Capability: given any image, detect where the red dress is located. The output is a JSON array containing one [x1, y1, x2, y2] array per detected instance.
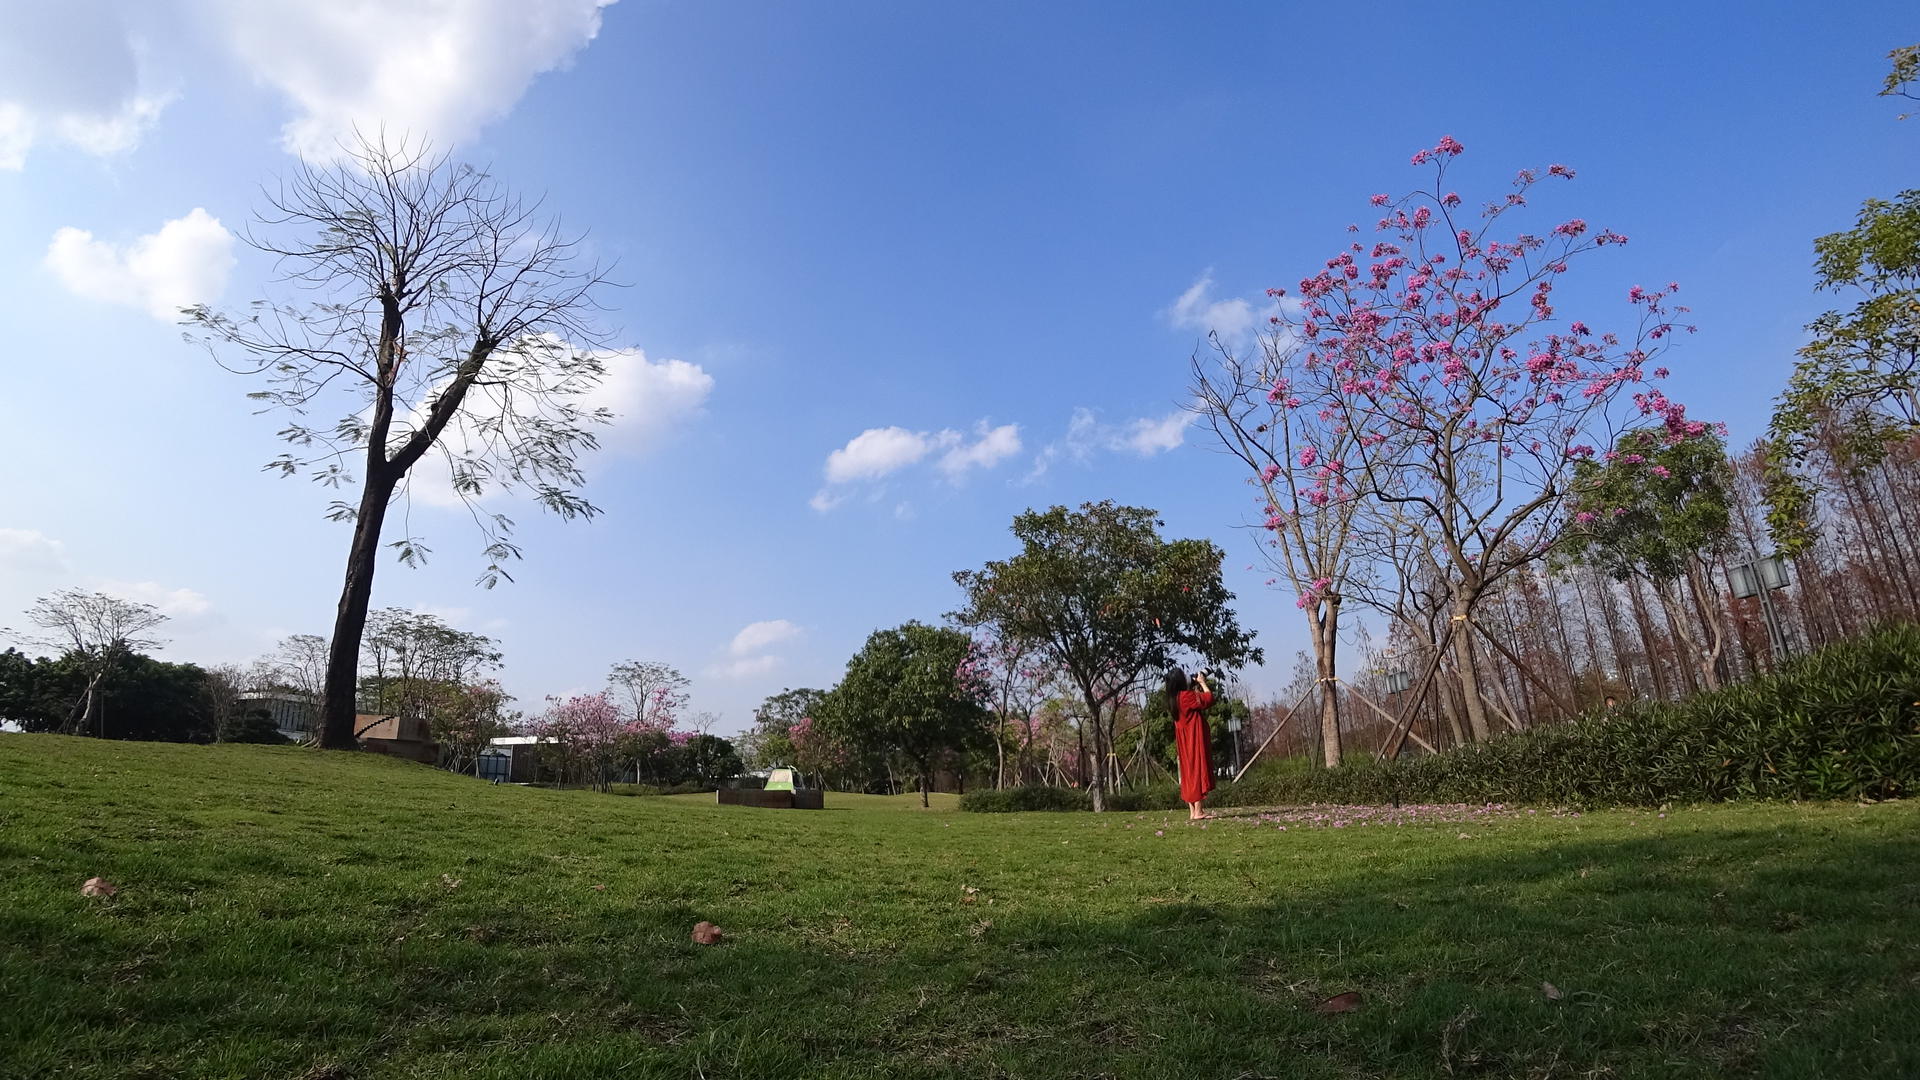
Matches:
[[1175, 689, 1215, 803]]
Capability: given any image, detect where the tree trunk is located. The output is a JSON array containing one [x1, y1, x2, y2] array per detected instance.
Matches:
[[1450, 594, 1491, 743], [1309, 597, 1343, 767], [1625, 576, 1671, 702], [319, 469, 398, 749], [920, 772, 930, 808], [1683, 561, 1726, 691], [1082, 693, 1108, 813], [1313, 622, 1344, 764]]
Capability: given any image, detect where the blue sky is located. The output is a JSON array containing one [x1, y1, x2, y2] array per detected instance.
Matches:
[[1, 1, 1912, 735]]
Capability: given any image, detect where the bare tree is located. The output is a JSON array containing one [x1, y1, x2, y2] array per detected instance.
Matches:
[[7, 590, 168, 736], [256, 633, 329, 699], [189, 135, 615, 749], [607, 660, 691, 731]]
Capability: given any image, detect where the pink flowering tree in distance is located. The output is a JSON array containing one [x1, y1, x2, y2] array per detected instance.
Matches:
[[1194, 314, 1367, 766], [535, 691, 635, 792], [1249, 136, 1704, 747], [971, 630, 1060, 787]]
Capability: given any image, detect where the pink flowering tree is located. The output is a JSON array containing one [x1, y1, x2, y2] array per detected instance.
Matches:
[[970, 631, 1061, 786], [1194, 316, 1368, 767], [535, 691, 636, 792], [1260, 136, 1704, 745]]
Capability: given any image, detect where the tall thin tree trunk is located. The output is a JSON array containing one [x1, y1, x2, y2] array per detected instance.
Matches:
[[320, 472, 397, 749], [1625, 576, 1671, 702], [1450, 593, 1491, 743], [1312, 597, 1343, 767]]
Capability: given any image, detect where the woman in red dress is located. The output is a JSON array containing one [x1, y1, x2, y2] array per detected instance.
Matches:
[[1167, 668, 1215, 821]]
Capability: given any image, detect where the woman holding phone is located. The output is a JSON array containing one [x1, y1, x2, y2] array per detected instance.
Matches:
[[1167, 668, 1215, 821]]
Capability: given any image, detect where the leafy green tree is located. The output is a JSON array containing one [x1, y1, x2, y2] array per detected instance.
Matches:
[[8, 590, 168, 736], [1132, 688, 1247, 777], [1764, 188, 1920, 551], [742, 687, 826, 770], [953, 501, 1261, 812], [221, 707, 291, 745], [12, 652, 216, 742], [1568, 428, 1735, 688], [678, 733, 745, 787], [823, 622, 992, 807]]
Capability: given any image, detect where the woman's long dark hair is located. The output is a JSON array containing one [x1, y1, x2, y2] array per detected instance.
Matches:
[[1163, 668, 1190, 701]]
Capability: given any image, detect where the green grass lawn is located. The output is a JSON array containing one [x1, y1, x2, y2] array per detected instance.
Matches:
[[3, 735, 1916, 1080]]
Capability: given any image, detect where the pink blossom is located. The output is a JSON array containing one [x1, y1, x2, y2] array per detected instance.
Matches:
[[1297, 446, 1318, 468]]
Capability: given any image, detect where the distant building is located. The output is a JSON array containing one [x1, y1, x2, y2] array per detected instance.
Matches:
[[480, 735, 555, 783], [235, 692, 319, 742]]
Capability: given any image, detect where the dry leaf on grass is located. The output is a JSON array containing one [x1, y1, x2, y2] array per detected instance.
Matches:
[[691, 921, 724, 945], [80, 877, 118, 898], [1541, 981, 1564, 1000], [1315, 991, 1362, 1014]]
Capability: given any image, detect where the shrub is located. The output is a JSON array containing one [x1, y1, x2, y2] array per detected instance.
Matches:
[[608, 781, 718, 797], [959, 786, 1091, 813], [962, 625, 1920, 811]]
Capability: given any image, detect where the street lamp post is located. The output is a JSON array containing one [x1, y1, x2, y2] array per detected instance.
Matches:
[[1728, 552, 1793, 661]]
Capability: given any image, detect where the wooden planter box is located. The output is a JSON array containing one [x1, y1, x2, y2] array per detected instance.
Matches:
[[716, 789, 824, 810]]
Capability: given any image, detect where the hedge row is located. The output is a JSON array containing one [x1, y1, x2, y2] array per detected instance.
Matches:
[[961, 622, 1920, 811]]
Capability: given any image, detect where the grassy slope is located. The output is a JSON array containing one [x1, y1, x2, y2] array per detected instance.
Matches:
[[2, 735, 1916, 1080]]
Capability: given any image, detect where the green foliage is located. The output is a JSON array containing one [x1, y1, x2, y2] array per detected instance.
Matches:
[[1766, 189, 1920, 552], [954, 502, 1263, 694], [1883, 42, 1919, 115], [969, 625, 1920, 811], [824, 622, 992, 801], [1566, 428, 1733, 580], [608, 780, 721, 797], [677, 733, 745, 788], [219, 707, 290, 745], [957, 785, 1091, 812], [0, 649, 218, 743], [1128, 688, 1247, 773], [741, 687, 826, 770]]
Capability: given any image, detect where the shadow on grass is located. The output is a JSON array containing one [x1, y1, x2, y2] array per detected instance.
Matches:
[[6, 810, 1917, 1080]]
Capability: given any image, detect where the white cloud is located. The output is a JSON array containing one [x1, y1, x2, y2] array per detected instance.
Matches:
[[707, 618, 799, 681], [98, 580, 212, 619], [814, 419, 1020, 510], [0, 0, 169, 169], [824, 426, 942, 484], [208, 0, 617, 160], [1026, 406, 1193, 481], [584, 345, 716, 454], [1166, 271, 1258, 342], [411, 604, 473, 625], [0, 529, 72, 576], [406, 340, 712, 509], [938, 422, 1022, 479], [1124, 410, 1195, 456], [730, 619, 801, 657], [45, 208, 235, 322]]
